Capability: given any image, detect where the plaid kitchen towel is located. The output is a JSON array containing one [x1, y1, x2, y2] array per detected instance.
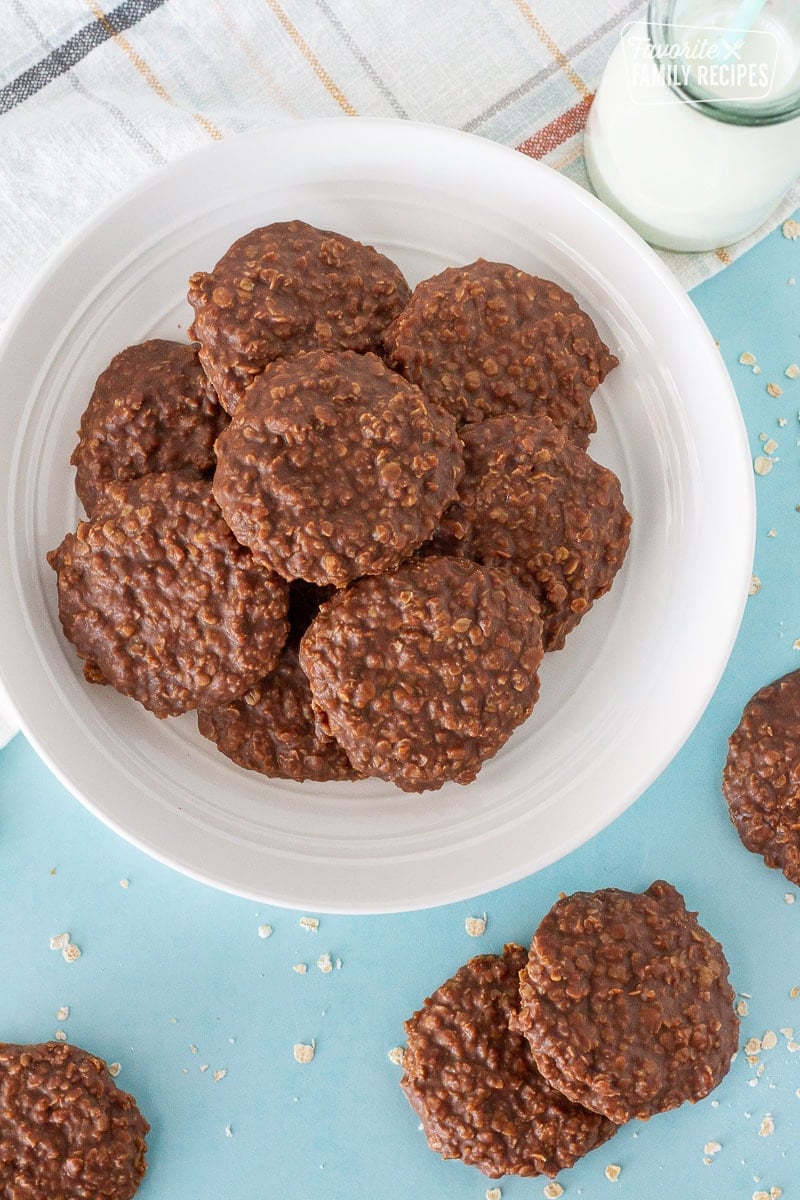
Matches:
[[1, 0, 798, 328]]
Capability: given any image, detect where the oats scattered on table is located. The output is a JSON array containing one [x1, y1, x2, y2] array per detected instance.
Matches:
[[293, 963, 307, 974], [213, 1068, 227, 1082], [605, 1164, 621, 1182], [786, 364, 800, 380], [793, 640, 800, 651], [761, 1031, 778, 1051], [50, 932, 70, 951], [55, 1006, 70, 1021], [62, 943, 81, 963], [257, 924, 273, 939], [763, 438, 779, 454], [299, 916, 319, 933], [754, 456, 773, 476], [767, 383, 783, 398], [749, 576, 762, 596], [293, 1041, 315, 1064], [783, 218, 800, 239], [465, 914, 487, 937], [108, 1062, 121, 1077], [388, 1046, 405, 1066], [704, 1140, 722, 1155], [753, 364, 763, 374], [740, 351, 757, 366], [316, 952, 333, 974], [759, 1114, 775, 1137], [543, 1184, 563, 1199], [737, 998, 750, 1017], [790, 985, 799, 999], [54, 1029, 67, 1042]]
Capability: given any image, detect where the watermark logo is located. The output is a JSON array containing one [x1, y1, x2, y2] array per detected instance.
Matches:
[[622, 21, 780, 104]]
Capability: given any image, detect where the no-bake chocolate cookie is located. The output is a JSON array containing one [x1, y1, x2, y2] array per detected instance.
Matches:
[[70, 339, 227, 516], [722, 668, 800, 885], [213, 350, 463, 587], [400, 944, 616, 1179], [188, 220, 410, 413], [432, 413, 631, 651], [0, 1041, 148, 1200], [513, 881, 738, 1124], [382, 259, 618, 443], [299, 556, 544, 791], [48, 471, 289, 718]]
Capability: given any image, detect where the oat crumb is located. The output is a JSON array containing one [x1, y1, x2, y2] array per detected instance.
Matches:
[[293, 963, 307, 974], [56, 1006, 70, 1022], [293, 1041, 315, 1064], [778, 417, 788, 426], [543, 1185, 563, 1199], [107, 1062, 121, 1077], [754, 1192, 770, 1200], [316, 952, 333, 973], [225, 1123, 233, 1138], [486, 1189, 502, 1200], [465, 914, 487, 937], [737, 999, 750, 1016], [780, 1027, 794, 1038], [703, 1156, 713, 1165], [704, 1140, 722, 1155], [749, 576, 762, 596], [793, 640, 800, 651], [784, 893, 795, 904], [54, 1029, 67, 1042], [754, 456, 773, 476], [771, 1188, 783, 1199], [257, 924, 273, 939], [787, 1040, 800, 1052], [763, 438, 779, 454], [335, 957, 343, 969], [782, 218, 800, 239], [761, 1031, 778, 1051], [62, 943, 81, 963], [711, 1100, 720, 1108], [299, 916, 319, 933], [745, 1036, 763, 1055], [605, 1164, 621, 1182], [786, 364, 800, 380], [213, 1069, 227, 1082], [739, 351, 757, 366], [199, 1064, 209, 1073], [767, 383, 783, 398], [759, 1114, 775, 1137], [388, 1046, 405, 1066], [49, 932, 70, 952], [790, 985, 800, 999], [190, 1044, 198, 1055]]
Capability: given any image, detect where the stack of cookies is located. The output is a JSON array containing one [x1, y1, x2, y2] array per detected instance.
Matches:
[[400, 881, 739, 1179], [49, 221, 631, 792]]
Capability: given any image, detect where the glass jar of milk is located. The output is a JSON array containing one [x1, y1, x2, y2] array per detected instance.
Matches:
[[584, 0, 800, 251]]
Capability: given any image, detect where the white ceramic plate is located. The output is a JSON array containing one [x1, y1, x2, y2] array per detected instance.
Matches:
[[0, 119, 753, 913]]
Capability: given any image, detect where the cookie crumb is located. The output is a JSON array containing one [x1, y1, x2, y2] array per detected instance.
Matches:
[[199, 1064, 209, 1073], [753, 365, 762, 375], [790, 985, 799, 999], [293, 1041, 315, 1064], [299, 916, 319, 933], [761, 1031, 778, 1051], [316, 952, 333, 974], [739, 352, 757, 366], [767, 383, 783, 398], [767, 529, 777, 538], [605, 1164, 621, 1182], [745, 1036, 763, 1055], [737, 998, 749, 1017], [465, 914, 487, 937], [120, 879, 130, 889], [486, 1189, 502, 1200], [108, 1062, 121, 1077], [763, 438, 778, 455], [50, 932, 70, 951], [787, 1040, 800, 1051], [754, 456, 773, 476], [749, 576, 762, 596], [543, 1185, 563, 1199], [213, 1069, 227, 1082], [257, 924, 273, 939], [759, 1114, 775, 1137], [780, 1027, 794, 1038], [225, 1123, 233, 1138], [190, 1044, 198, 1055], [62, 943, 81, 963], [54, 1029, 67, 1042], [782, 218, 800, 239], [293, 963, 307, 974], [771, 1189, 783, 1199], [56, 1006, 70, 1021], [785, 892, 795, 903], [704, 1140, 722, 1155], [388, 1046, 405, 1066]]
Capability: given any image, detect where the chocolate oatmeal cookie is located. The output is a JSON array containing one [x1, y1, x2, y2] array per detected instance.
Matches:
[[400, 944, 616, 1179], [0, 1041, 148, 1200], [70, 339, 227, 516], [722, 668, 800, 885], [382, 259, 618, 443], [48, 471, 288, 718], [432, 414, 631, 651], [514, 882, 738, 1124], [187, 220, 410, 413], [198, 583, 359, 782], [299, 556, 544, 791], [213, 350, 464, 587]]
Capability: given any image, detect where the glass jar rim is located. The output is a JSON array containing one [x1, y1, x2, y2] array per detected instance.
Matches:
[[646, 0, 800, 125]]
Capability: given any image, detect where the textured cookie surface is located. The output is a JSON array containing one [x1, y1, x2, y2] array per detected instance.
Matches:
[[213, 350, 463, 587], [432, 414, 631, 650], [723, 668, 800, 885], [400, 944, 616, 1179], [514, 881, 738, 1124], [188, 220, 410, 413], [382, 259, 618, 442], [198, 583, 358, 783], [71, 339, 227, 515], [0, 1041, 148, 1200], [299, 556, 544, 791], [48, 471, 288, 718]]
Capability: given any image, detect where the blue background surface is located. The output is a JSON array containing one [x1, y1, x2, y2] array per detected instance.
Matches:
[[1, 212, 799, 1200]]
